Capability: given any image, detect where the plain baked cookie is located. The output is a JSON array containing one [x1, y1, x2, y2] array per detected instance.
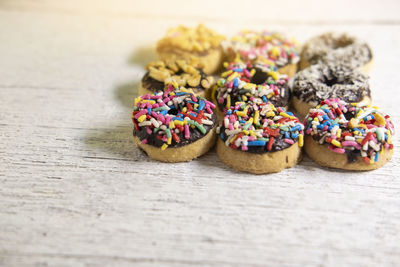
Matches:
[[303, 98, 394, 170], [156, 24, 225, 74], [132, 84, 217, 162], [216, 101, 303, 174], [211, 60, 290, 118], [224, 30, 300, 77], [292, 63, 371, 117], [139, 59, 215, 98], [299, 32, 373, 73]]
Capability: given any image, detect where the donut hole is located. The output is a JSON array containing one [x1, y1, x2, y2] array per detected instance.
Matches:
[[325, 77, 339, 87], [168, 108, 179, 115]]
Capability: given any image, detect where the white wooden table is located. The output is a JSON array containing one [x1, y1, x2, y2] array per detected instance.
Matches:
[[1, 1, 400, 266]]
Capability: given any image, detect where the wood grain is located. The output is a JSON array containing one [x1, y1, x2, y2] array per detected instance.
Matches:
[[1, 1, 400, 266]]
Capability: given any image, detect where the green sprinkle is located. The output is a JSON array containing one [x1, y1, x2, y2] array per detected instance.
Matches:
[[194, 122, 206, 134]]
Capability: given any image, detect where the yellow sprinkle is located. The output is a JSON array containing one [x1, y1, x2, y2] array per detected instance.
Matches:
[[161, 144, 168, 150], [314, 117, 319, 122], [358, 124, 367, 129], [169, 121, 175, 129], [221, 69, 233, 77], [182, 107, 187, 113], [356, 138, 362, 144], [242, 95, 248, 101], [250, 69, 256, 76], [174, 120, 184, 126], [374, 113, 386, 126], [227, 72, 239, 82], [171, 80, 179, 88], [247, 117, 254, 125], [271, 46, 280, 57], [223, 62, 229, 68], [194, 103, 199, 108], [138, 114, 146, 123], [234, 53, 241, 63], [266, 111, 275, 117], [370, 157, 374, 164], [387, 131, 392, 144], [298, 134, 304, 147], [268, 71, 278, 81], [354, 131, 359, 135], [331, 139, 342, 148], [211, 85, 217, 103], [336, 128, 342, 138], [349, 118, 358, 129], [279, 112, 295, 119], [236, 111, 246, 117], [249, 130, 256, 137], [170, 92, 175, 96], [243, 83, 256, 90], [226, 95, 231, 110], [142, 100, 156, 104], [242, 130, 249, 135], [134, 97, 141, 106], [267, 93, 274, 99], [254, 110, 260, 125], [167, 137, 172, 145]]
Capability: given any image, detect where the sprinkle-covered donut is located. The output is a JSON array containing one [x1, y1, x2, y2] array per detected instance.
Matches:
[[216, 101, 303, 174], [292, 63, 371, 117], [300, 32, 373, 72], [224, 30, 300, 77], [156, 24, 226, 74], [132, 84, 217, 162], [212, 61, 290, 116], [139, 60, 215, 98], [303, 98, 394, 170]]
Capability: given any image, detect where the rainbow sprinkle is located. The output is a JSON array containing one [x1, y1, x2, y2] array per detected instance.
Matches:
[[216, 101, 304, 152], [304, 98, 395, 163], [212, 61, 289, 111], [132, 84, 216, 150], [227, 30, 300, 67]]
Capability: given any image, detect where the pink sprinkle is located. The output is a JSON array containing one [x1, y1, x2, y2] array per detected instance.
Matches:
[[162, 136, 167, 142], [241, 145, 248, 151], [165, 116, 171, 126], [322, 125, 329, 131], [229, 114, 236, 123], [134, 109, 147, 119], [333, 148, 345, 154], [227, 81, 234, 88], [342, 141, 361, 150], [248, 136, 255, 141], [141, 139, 148, 144], [284, 138, 294, 145], [277, 107, 284, 112], [228, 124, 234, 131], [142, 94, 150, 100], [206, 101, 216, 109], [151, 103, 159, 108], [146, 127, 152, 135], [218, 97, 224, 104], [243, 69, 251, 77], [163, 97, 170, 103], [184, 124, 190, 139], [206, 105, 213, 114], [306, 128, 313, 134], [191, 95, 198, 102]]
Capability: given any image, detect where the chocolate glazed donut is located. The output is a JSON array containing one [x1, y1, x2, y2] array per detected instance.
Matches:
[[292, 63, 371, 117]]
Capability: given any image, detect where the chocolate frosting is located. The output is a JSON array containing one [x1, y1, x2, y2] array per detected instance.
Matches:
[[292, 63, 371, 105]]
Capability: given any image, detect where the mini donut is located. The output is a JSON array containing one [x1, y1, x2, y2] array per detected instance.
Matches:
[[139, 59, 215, 98], [156, 24, 225, 74], [224, 30, 300, 77], [303, 98, 394, 170], [292, 63, 371, 117], [212, 60, 290, 118], [132, 84, 217, 162], [216, 101, 304, 174], [300, 32, 373, 73]]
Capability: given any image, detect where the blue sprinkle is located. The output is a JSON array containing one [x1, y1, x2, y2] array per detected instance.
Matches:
[[328, 123, 339, 130], [175, 92, 187, 96], [375, 152, 379, 162], [322, 115, 330, 121], [248, 141, 266, 146], [290, 125, 302, 132], [291, 132, 299, 139], [384, 134, 388, 141], [286, 111, 294, 116], [189, 112, 197, 117], [284, 132, 290, 138], [198, 100, 205, 111], [226, 110, 232, 115], [262, 95, 268, 103], [220, 133, 225, 139], [172, 117, 183, 121], [147, 108, 152, 114], [239, 120, 246, 124], [233, 78, 239, 88], [233, 68, 243, 72], [160, 110, 168, 116]]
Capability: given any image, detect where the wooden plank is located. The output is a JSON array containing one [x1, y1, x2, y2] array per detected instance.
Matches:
[[0, 2, 400, 267]]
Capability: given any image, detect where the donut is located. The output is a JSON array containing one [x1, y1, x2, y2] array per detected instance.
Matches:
[[211, 60, 290, 118], [139, 59, 215, 98], [216, 101, 303, 174], [132, 84, 217, 162], [224, 30, 300, 77], [292, 63, 371, 117], [156, 24, 225, 74], [299, 32, 373, 73], [303, 98, 394, 170]]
